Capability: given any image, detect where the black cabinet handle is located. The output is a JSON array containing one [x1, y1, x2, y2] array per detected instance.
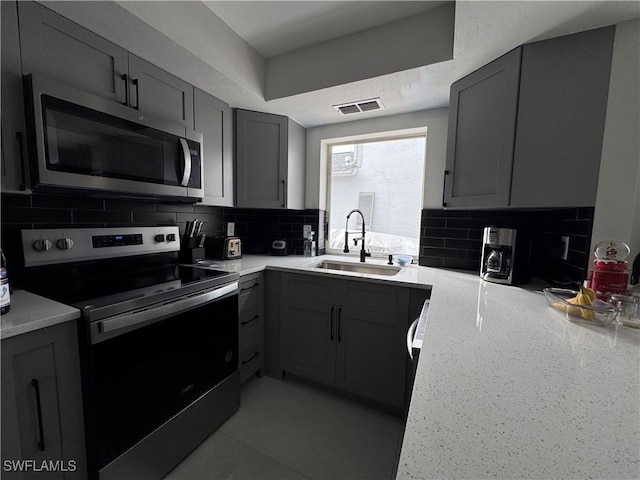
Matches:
[[31, 379, 45, 451], [241, 314, 260, 326], [337, 308, 342, 342], [121, 74, 129, 105], [16, 131, 27, 191], [281, 180, 286, 208], [241, 352, 260, 365], [330, 306, 335, 341], [240, 283, 260, 292], [132, 78, 140, 110], [442, 170, 449, 207]]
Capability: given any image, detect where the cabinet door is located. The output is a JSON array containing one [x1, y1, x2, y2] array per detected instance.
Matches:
[[510, 27, 614, 207], [128, 54, 194, 129], [1, 1, 28, 193], [194, 88, 234, 206], [235, 109, 288, 209], [1, 322, 86, 479], [280, 297, 336, 386], [18, 1, 128, 104], [444, 48, 521, 208], [335, 307, 407, 409]]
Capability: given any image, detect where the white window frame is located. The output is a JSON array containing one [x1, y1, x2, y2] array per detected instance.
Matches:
[[321, 127, 428, 259]]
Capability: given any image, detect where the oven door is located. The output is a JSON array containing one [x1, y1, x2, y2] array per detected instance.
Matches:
[[83, 282, 238, 472], [25, 74, 203, 200]]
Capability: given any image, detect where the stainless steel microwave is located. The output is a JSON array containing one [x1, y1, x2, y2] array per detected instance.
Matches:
[[23, 74, 203, 201]]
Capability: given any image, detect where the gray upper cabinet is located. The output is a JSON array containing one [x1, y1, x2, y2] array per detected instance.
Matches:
[[1, 1, 28, 193], [235, 109, 306, 209], [510, 27, 615, 207], [128, 55, 194, 129], [19, 1, 128, 104], [1, 322, 86, 479], [18, 2, 194, 129], [444, 48, 522, 208], [444, 26, 614, 209], [194, 88, 234, 206]]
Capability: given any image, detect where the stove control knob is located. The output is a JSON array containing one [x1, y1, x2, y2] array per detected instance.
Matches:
[[56, 238, 74, 250], [166, 233, 176, 242], [33, 239, 52, 252], [155, 234, 165, 243]]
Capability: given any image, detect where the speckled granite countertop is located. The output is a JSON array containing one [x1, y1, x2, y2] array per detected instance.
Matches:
[[188, 254, 435, 290], [395, 267, 640, 480], [1, 290, 81, 339]]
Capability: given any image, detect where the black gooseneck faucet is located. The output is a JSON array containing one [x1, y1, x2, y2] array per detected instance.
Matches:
[[344, 209, 370, 263]]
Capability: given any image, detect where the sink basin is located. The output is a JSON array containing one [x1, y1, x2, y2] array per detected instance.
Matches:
[[313, 260, 401, 276]]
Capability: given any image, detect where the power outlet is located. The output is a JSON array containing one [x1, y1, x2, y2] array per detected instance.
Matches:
[[560, 236, 570, 260], [227, 222, 235, 237]]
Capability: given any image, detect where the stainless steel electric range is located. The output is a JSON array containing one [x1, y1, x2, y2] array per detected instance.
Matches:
[[19, 226, 240, 480]]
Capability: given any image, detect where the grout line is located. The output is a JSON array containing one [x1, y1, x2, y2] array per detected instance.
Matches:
[[219, 431, 314, 480]]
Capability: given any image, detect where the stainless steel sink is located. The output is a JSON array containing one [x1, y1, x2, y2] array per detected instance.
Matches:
[[313, 260, 401, 276]]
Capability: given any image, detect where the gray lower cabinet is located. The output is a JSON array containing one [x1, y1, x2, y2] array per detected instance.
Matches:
[[280, 273, 409, 409], [1, 322, 86, 480], [281, 297, 335, 385], [235, 109, 306, 209], [238, 273, 264, 383], [1, 1, 28, 193], [444, 26, 614, 209], [194, 88, 234, 206]]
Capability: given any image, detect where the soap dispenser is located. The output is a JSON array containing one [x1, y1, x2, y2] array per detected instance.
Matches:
[[304, 231, 316, 257]]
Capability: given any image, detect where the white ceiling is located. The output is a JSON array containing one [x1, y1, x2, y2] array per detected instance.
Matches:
[[66, 1, 640, 128], [202, 1, 449, 58]]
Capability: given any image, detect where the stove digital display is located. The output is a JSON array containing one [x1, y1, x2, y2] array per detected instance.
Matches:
[[92, 234, 143, 248]]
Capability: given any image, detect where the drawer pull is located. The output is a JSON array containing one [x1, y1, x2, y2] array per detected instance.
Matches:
[[31, 379, 45, 451], [241, 352, 260, 365], [240, 283, 260, 292], [241, 314, 260, 326]]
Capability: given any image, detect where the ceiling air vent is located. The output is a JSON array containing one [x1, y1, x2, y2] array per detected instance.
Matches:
[[333, 98, 384, 115]]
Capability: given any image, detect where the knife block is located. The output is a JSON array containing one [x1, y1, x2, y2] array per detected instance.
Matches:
[[180, 247, 205, 263]]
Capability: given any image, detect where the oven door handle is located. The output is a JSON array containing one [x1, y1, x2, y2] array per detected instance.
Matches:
[[98, 281, 238, 335]]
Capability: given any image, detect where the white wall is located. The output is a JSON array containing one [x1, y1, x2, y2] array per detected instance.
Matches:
[[306, 108, 449, 210], [591, 18, 640, 264]]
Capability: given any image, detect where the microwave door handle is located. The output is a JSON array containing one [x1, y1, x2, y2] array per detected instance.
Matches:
[[178, 138, 191, 186]]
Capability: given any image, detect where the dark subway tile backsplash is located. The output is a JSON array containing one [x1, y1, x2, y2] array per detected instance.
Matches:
[[420, 207, 595, 284], [1, 192, 327, 267]]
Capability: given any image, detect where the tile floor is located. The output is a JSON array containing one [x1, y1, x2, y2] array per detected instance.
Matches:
[[165, 376, 405, 480]]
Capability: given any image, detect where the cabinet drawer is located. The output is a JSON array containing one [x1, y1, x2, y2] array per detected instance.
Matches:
[[281, 273, 335, 302], [338, 280, 409, 317], [239, 336, 262, 383], [240, 273, 264, 296], [239, 303, 262, 342]]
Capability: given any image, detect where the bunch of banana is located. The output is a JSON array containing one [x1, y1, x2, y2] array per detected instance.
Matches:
[[562, 286, 597, 319]]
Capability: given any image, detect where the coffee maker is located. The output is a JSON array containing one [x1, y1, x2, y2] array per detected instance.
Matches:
[[481, 227, 519, 285]]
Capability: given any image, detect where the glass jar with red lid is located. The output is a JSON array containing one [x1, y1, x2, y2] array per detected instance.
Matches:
[[589, 240, 630, 299]]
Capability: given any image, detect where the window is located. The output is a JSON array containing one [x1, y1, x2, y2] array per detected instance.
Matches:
[[327, 135, 426, 257]]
